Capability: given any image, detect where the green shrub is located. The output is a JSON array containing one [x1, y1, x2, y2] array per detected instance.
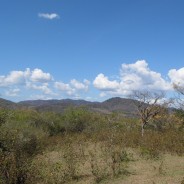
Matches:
[[63, 107, 92, 133], [0, 119, 48, 184]]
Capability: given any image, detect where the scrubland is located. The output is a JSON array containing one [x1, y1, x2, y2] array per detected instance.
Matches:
[[0, 107, 184, 183]]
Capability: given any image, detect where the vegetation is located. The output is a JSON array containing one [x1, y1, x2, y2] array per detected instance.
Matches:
[[130, 91, 169, 136], [0, 96, 184, 183]]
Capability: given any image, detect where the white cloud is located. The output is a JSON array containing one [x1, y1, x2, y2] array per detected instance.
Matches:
[[93, 73, 119, 91], [70, 79, 90, 91], [54, 81, 75, 96], [120, 60, 171, 91], [30, 68, 53, 82], [3, 61, 184, 101], [0, 68, 54, 98], [93, 60, 171, 97], [168, 67, 184, 86], [0, 71, 25, 87], [0, 68, 92, 100], [38, 13, 60, 20], [54, 79, 90, 97], [0, 68, 53, 88], [26, 82, 53, 95]]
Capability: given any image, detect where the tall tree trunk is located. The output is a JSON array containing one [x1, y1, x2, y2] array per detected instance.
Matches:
[[141, 121, 146, 137]]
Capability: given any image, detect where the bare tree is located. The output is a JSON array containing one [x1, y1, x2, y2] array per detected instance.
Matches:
[[130, 90, 166, 137], [173, 83, 184, 109], [173, 83, 184, 129]]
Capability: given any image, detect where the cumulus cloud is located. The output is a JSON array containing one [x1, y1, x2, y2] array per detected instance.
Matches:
[[168, 67, 184, 86], [0, 68, 92, 100], [2, 61, 184, 101], [93, 60, 171, 97], [0, 71, 25, 87], [70, 79, 90, 91], [0, 68, 53, 88], [0, 68, 54, 98], [54, 79, 90, 96], [29, 68, 53, 82], [120, 60, 171, 91], [54, 81, 75, 96], [38, 13, 60, 20], [93, 74, 119, 91]]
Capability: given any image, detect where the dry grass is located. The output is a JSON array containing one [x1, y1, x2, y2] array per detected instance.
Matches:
[[27, 141, 184, 184], [105, 150, 184, 184]]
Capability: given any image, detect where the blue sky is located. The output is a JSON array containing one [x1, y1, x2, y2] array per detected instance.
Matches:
[[0, 0, 184, 102]]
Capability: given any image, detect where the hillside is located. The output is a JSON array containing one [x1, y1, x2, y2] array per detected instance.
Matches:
[[0, 97, 137, 116], [19, 97, 137, 115], [0, 98, 19, 109]]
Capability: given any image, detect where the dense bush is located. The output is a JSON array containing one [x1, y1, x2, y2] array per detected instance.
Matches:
[[0, 111, 47, 184], [63, 107, 93, 133]]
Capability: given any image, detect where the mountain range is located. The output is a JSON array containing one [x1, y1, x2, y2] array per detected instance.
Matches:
[[0, 97, 138, 116]]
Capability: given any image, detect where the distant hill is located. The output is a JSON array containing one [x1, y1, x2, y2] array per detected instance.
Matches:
[[87, 97, 137, 116], [0, 97, 138, 116], [19, 99, 93, 107], [101, 97, 137, 112], [0, 98, 18, 109], [18, 99, 96, 113]]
